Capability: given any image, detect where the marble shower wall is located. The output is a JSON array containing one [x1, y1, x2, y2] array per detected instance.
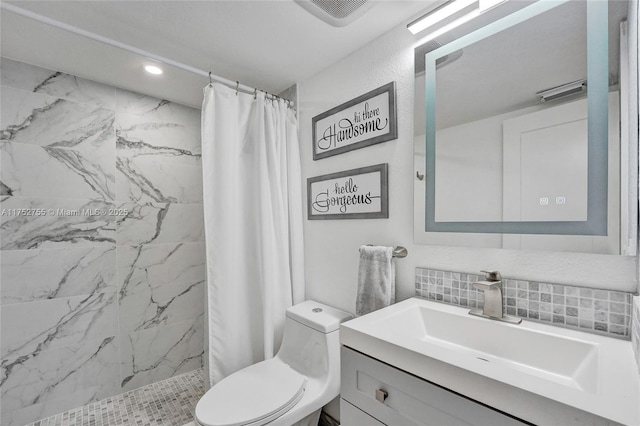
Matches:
[[0, 58, 205, 426]]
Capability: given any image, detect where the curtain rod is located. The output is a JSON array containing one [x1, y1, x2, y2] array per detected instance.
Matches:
[[1, 2, 292, 104]]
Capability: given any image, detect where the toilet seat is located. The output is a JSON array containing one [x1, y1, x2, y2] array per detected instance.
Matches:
[[195, 359, 307, 426]]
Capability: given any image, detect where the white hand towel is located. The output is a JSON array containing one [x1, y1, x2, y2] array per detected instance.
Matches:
[[356, 245, 395, 316]]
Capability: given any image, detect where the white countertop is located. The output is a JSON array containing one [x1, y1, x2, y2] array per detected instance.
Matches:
[[340, 297, 640, 425]]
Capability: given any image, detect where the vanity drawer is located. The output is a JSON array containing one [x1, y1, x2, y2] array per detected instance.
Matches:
[[341, 346, 526, 426]]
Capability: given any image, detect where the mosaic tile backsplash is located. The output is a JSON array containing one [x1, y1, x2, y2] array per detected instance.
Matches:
[[632, 297, 640, 371], [415, 268, 633, 339]]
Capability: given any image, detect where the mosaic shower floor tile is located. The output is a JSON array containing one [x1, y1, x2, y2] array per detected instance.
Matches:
[[25, 369, 205, 426]]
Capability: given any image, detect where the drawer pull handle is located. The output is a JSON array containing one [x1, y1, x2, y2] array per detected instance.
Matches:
[[375, 388, 388, 403]]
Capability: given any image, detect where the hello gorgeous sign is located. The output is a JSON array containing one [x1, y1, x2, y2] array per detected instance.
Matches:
[[307, 164, 388, 220], [312, 82, 397, 160]]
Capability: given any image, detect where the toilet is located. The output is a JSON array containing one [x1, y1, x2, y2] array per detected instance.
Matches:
[[195, 300, 353, 426]]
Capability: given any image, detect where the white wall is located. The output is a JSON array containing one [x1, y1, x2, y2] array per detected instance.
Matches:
[[298, 21, 638, 317]]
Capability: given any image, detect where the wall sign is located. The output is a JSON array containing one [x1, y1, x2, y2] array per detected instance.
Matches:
[[307, 163, 388, 220], [312, 82, 397, 160]]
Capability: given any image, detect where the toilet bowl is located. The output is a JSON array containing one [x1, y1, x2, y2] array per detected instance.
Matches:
[[195, 300, 352, 426]]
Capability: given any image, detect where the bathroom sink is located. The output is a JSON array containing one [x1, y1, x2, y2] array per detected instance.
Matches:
[[372, 302, 598, 392], [340, 297, 640, 426]]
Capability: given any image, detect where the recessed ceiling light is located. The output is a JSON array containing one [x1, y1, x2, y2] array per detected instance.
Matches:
[[144, 65, 163, 75]]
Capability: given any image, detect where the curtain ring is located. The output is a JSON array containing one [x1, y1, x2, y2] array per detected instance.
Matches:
[[208, 71, 213, 86], [253, 89, 258, 100], [235, 81, 239, 95]]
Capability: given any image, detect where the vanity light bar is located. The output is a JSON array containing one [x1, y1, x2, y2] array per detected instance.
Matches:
[[407, 0, 477, 35], [537, 79, 587, 102], [415, 9, 481, 43], [478, 0, 508, 13], [408, 0, 509, 38]]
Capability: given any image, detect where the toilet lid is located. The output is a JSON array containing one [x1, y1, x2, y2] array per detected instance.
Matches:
[[195, 359, 307, 426]]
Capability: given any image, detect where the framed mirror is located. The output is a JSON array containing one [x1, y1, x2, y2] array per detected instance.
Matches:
[[414, 0, 637, 255]]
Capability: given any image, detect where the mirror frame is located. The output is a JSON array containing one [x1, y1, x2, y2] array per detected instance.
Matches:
[[424, 0, 609, 235]]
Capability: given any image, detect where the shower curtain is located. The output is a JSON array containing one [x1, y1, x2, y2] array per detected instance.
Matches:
[[201, 83, 305, 386]]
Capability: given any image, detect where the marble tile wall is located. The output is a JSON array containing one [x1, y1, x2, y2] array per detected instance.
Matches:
[[0, 58, 205, 426]]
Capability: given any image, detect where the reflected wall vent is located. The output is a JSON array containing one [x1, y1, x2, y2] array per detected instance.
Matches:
[[537, 79, 587, 102], [294, 0, 375, 26]]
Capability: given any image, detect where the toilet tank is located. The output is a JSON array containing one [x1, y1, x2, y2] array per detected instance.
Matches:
[[277, 301, 352, 378]]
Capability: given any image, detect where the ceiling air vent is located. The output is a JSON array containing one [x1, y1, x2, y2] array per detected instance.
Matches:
[[294, 0, 375, 27]]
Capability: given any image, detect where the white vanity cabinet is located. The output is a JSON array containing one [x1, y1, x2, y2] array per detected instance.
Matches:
[[340, 346, 528, 426]]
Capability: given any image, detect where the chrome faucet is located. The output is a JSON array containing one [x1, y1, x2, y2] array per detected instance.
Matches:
[[469, 270, 522, 324]]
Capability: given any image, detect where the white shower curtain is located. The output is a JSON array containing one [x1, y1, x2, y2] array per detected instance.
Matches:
[[201, 83, 305, 386]]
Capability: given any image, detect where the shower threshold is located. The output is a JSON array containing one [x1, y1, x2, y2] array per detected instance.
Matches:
[[25, 369, 205, 426]]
